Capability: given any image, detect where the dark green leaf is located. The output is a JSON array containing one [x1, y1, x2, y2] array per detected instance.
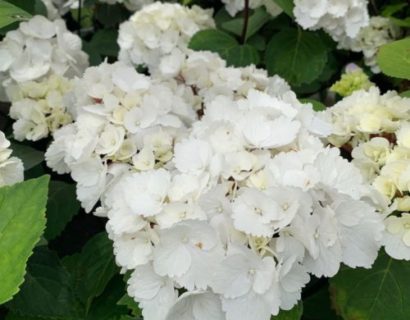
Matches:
[[303, 285, 341, 320], [390, 17, 410, 27], [62, 233, 118, 313], [273, 0, 295, 18], [377, 38, 410, 80], [85, 276, 129, 320], [330, 250, 410, 320], [95, 3, 130, 27], [45, 181, 80, 240], [381, 3, 407, 17], [189, 29, 238, 58], [0, 176, 49, 304], [10, 141, 44, 171], [0, 0, 31, 29], [118, 294, 142, 317], [214, 8, 233, 29], [222, 7, 271, 40], [272, 301, 302, 319], [7, 246, 81, 318], [5, 313, 45, 320], [265, 28, 328, 86], [226, 44, 260, 67], [248, 34, 266, 51], [88, 29, 120, 57]]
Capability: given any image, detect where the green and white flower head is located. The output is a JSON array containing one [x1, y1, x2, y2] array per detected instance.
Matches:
[[330, 64, 373, 97]]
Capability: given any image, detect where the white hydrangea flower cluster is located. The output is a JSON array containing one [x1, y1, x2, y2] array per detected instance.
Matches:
[[39, 2, 388, 318], [338, 17, 400, 73], [0, 15, 88, 87], [293, 0, 369, 42], [8, 74, 74, 141], [326, 87, 410, 261], [101, 72, 384, 320], [0, 131, 24, 187], [222, 0, 282, 17], [0, 15, 88, 141], [118, 2, 215, 73], [46, 60, 200, 212]]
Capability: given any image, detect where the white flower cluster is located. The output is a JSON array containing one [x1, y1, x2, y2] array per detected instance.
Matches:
[[0, 131, 24, 187], [0, 15, 88, 87], [38, 2, 388, 318], [293, 0, 369, 42], [0, 15, 88, 141], [338, 17, 400, 73], [326, 87, 410, 260], [222, 0, 282, 17], [118, 3, 215, 73], [8, 74, 74, 141], [46, 40, 386, 318], [46, 60, 200, 212]]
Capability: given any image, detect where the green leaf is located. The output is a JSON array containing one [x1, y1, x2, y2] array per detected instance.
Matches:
[[189, 29, 238, 58], [265, 28, 328, 86], [303, 285, 341, 320], [62, 233, 118, 313], [222, 7, 271, 40], [88, 29, 120, 57], [226, 44, 260, 67], [6, 0, 46, 15], [400, 90, 410, 98], [272, 302, 303, 319], [85, 276, 129, 320], [45, 181, 80, 240], [118, 294, 142, 317], [10, 141, 44, 171], [381, 3, 407, 17], [300, 98, 326, 111], [390, 17, 410, 28], [273, 0, 295, 18], [0, 0, 31, 29], [0, 176, 49, 304], [330, 250, 410, 320], [95, 3, 130, 27], [377, 38, 410, 80], [5, 313, 45, 320], [7, 246, 81, 318], [248, 34, 266, 51]]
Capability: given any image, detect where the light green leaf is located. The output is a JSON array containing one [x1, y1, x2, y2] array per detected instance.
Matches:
[[400, 90, 410, 98], [45, 181, 80, 240], [272, 302, 303, 319], [10, 141, 44, 171], [7, 246, 81, 318], [273, 0, 295, 18], [265, 28, 328, 86], [189, 29, 238, 58], [300, 98, 326, 111], [62, 233, 118, 314], [0, 0, 31, 28], [222, 7, 271, 40], [377, 38, 410, 80], [330, 250, 410, 320], [0, 176, 49, 304]]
